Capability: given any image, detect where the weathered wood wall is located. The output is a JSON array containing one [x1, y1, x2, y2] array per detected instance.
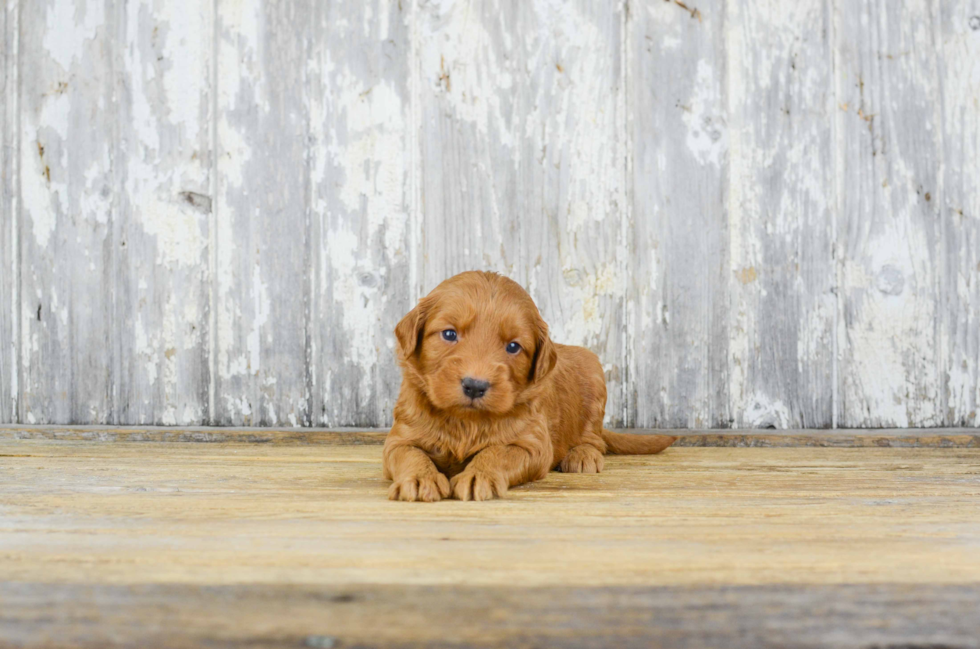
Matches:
[[2, 0, 978, 429]]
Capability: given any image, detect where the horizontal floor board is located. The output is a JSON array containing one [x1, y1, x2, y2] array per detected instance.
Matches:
[[2, 582, 980, 649], [2, 442, 979, 587]]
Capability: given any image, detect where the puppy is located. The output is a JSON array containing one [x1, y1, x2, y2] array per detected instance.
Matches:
[[383, 271, 676, 502]]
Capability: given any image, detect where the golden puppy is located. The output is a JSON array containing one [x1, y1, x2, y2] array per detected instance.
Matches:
[[383, 271, 676, 501]]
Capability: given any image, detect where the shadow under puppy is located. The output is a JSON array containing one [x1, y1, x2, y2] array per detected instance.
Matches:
[[384, 271, 676, 502]]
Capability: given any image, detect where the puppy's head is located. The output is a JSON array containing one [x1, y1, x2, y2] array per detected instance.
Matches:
[[395, 271, 557, 416]]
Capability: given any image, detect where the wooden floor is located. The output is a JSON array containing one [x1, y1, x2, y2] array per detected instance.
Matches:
[[2, 429, 980, 648]]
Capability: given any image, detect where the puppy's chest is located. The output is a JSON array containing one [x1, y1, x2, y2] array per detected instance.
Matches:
[[423, 421, 503, 471], [427, 452, 469, 477]]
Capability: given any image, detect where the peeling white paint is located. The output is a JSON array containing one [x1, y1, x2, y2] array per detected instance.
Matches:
[[134, 315, 159, 387], [683, 60, 727, 168], [23, 93, 74, 248], [246, 262, 269, 375], [217, 119, 252, 189], [161, 0, 207, 143], [44, 0, 104, 71], [139, 201, 207, 267], [419, 0, 514, 152], [326, 79, 406, 217], [78, 157, 111, 223], [217, 0, 265, 113], [743, 392, 791, 429], [556, 263, 622, 346], [39, 93, 71, 140], [223, 394, 252, 419], [305, 3, 413, 425], [322, 226, 381, 399], [834, 0, 947, 427], [21, 138, 60, 250], [726, 4, 750, 416], [213, 0, 266, 416]]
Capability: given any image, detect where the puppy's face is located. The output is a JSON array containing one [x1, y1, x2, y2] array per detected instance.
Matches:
[[396, 272, 556, 417]]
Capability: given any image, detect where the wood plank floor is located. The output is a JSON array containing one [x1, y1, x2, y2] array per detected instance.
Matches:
[[2, 434, 980, 648]]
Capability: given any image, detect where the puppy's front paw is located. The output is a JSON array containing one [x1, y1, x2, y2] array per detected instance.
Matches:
[[388, 472, 451, 502], [559, 445, 605, 474], [450, 468, 508, 501]]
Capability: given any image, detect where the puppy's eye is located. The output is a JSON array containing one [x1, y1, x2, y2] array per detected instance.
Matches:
[[506, 341, 522, 354], [441, 329, 457, 342]]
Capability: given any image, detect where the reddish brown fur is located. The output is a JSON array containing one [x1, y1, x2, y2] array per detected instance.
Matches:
[[383, 271, 676, 501]]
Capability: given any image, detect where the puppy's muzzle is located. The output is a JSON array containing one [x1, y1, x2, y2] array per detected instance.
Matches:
[[461, 377, 491, 400]]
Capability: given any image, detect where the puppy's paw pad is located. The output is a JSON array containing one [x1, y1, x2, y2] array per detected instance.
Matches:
[[388, 473, 451, 502], [560, 445, 605, 474], [450, 469, 507, 501]]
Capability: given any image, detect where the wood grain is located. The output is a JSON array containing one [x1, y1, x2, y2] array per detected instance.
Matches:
[[940, 0, 980, 427], [0, 0, 15, 423], [417, 0, 523, 290], [1, 440, 980, 647], [3, 441, 980, 587], [628, 0, 730, 428], [19, 0, 116, 424], [3, 582, 979, 649], [114, 0, 213, 426], [3, 0, 980, 429], [515, 0, 629, 425], [726, 0, 835, 428], [213, 0, 312, 426], [835, 0, 946, 427], [307, 0, 413, 428]]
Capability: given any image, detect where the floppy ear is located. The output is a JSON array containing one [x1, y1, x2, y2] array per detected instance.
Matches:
[[395, 297, 432, 362], [529, 322, 558, 383]]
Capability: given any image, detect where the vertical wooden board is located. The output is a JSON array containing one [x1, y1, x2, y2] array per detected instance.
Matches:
[[417, 0, 523, 290], [114, 0, 212, 425], [516, 0, 628, 425], [1, 0, 15, 422], [940, 0, 980, 426], [418, 0, 628, 425], [213, 0, 311, 426], [19, 0, 116, 424], [835, 0, 945, 427], [307, 1, 412, 426], [628, 0, 730, 428], [725, 0, 835, 428]]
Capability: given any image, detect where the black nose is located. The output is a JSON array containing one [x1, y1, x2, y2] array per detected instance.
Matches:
[[461, 377, 490, 400]]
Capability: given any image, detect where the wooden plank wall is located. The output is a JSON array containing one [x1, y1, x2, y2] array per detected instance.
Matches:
[[2, 0, 978, 429], [1, 0, 16, 423], [941, 0, 980, 427]]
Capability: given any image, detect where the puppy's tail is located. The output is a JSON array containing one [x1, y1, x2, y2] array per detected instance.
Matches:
[[601, 429, 677, 455]]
